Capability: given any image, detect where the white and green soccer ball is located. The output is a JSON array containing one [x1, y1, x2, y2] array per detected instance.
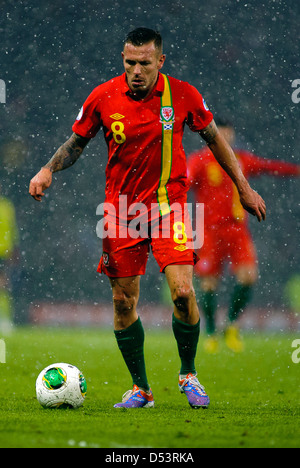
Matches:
[[36, 363, 87, 409]]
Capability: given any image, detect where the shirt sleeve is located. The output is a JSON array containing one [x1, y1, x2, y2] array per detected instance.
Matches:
[[72, 86, 102, 138], [185, 83, 214, 132], [240, 150, 300, 177]]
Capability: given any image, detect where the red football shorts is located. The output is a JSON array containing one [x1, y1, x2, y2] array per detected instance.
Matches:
[[97, 204, 199, 278], [194, 222, 257, 278]]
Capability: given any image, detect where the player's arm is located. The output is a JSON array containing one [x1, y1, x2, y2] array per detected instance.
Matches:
[[200, 120, 266, 222], [29, 133, 90, 202], [243, 152, 300, 177]]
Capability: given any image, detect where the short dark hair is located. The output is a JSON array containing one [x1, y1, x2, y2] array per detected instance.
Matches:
[[124, 28, 163, 52], [215, 117, 234, 128]]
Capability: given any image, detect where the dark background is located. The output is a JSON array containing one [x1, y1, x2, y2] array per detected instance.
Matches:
[[0, 0, 299, 321]]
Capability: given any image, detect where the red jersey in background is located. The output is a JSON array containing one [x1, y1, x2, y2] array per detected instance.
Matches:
[[188, 147, 299, 277], [188, 148, 299, 226]]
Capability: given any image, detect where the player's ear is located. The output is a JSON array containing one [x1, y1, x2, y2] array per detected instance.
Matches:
[[158, 54, 166, 70]]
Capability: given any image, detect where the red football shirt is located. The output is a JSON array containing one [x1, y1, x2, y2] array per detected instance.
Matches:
[[72, 72, 213, 220], [188, 147, 299, 226]]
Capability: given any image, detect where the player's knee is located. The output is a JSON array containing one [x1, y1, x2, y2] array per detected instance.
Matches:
[[172, 286, 195, 315], [241, 277, 257, 287], [113, 291, 137, 317], [236, 267, 258, 287], [201, 277, 218, 293], [0, 273, 8, 290]]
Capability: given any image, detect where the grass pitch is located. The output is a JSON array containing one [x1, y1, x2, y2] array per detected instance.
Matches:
[[0, 327, 299, 448]]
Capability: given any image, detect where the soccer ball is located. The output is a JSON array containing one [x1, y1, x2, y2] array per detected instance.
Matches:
[[36, 363, 87, 409]]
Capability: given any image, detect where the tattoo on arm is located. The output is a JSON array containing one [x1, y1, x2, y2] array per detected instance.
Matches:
[[199, 120, 218, 145], [43, 133, 90, 173]]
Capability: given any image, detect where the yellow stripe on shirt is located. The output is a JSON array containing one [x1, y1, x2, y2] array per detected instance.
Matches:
[[157, 74, 174, 216]]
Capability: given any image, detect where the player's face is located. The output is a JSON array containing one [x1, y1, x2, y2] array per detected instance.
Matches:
[[218, 126, 236, 146], [122, 42, 166, 98]]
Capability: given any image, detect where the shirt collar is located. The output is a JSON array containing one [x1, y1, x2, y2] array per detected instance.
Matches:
[[120, 72, 165, 98]]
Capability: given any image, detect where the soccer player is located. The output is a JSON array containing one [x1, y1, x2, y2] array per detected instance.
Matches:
[[188, 118, 299, 353], [0, 186, 19, 334], [29, 28, 266, 409]]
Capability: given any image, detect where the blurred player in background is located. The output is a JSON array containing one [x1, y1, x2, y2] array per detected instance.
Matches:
[[188, 118, 300, 353], [0, 186, 19, 334], [29, 29, 266, 409], [285, 274, 300, 317]]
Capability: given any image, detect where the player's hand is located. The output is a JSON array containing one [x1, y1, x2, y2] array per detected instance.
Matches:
[[29, 168, 53, 202], [239, 186, 266, 222]]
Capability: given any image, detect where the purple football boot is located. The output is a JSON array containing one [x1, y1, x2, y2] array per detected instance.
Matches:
[[114, 385, 155, 408], [179, 373, 210, 409]]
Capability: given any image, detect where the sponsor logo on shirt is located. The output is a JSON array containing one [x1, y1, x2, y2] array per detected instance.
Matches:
[[160, 106, 175, 133], [110, 113, 125, 120], [102, 252, 109, 266], [174, 245, 188, 252], [160, 106, 175, 123]]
